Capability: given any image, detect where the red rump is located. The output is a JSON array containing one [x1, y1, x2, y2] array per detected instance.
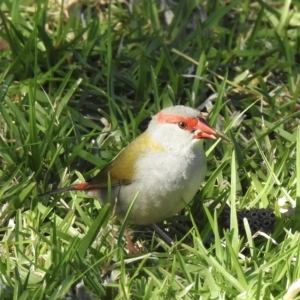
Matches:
[[74, 182, 90, 190], [73, 182, 100, 191]]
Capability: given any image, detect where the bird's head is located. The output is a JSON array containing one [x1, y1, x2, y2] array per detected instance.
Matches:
[[148, 106, 229, 147]]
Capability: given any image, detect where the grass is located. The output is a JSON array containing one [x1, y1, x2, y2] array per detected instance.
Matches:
[[0, 0, 300, 299]]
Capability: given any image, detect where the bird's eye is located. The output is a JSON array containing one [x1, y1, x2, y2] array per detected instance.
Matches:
[[178, 121, 187, 129]]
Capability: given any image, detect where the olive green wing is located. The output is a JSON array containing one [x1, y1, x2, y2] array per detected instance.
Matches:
[[87, 132, 164, 189], [87, 140, 139, 188]]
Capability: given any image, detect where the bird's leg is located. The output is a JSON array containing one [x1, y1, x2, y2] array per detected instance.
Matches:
[[125, 227, 139, 254], [151, 223, 174, 246]]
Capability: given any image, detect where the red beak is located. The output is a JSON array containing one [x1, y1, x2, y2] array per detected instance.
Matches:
[[194, 117, 217, 140]]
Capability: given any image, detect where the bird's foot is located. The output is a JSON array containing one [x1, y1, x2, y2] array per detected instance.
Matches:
[[125, 227, 141, 254], [151, 223, 174, 246]]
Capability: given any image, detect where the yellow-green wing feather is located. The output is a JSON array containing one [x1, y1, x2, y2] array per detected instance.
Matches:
[[88, 132, 164, 188]]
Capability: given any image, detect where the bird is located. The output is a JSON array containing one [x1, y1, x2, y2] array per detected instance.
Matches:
[[41, 105, 229, 251]]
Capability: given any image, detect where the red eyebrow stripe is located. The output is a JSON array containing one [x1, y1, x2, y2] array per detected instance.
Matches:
[[156, 112, 198, 130]]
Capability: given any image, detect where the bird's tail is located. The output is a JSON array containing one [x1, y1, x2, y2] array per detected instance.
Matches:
[[39, 182, 90, 197]]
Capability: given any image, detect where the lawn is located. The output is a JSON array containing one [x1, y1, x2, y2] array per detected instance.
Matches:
[[0, 0, 300, 299]]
